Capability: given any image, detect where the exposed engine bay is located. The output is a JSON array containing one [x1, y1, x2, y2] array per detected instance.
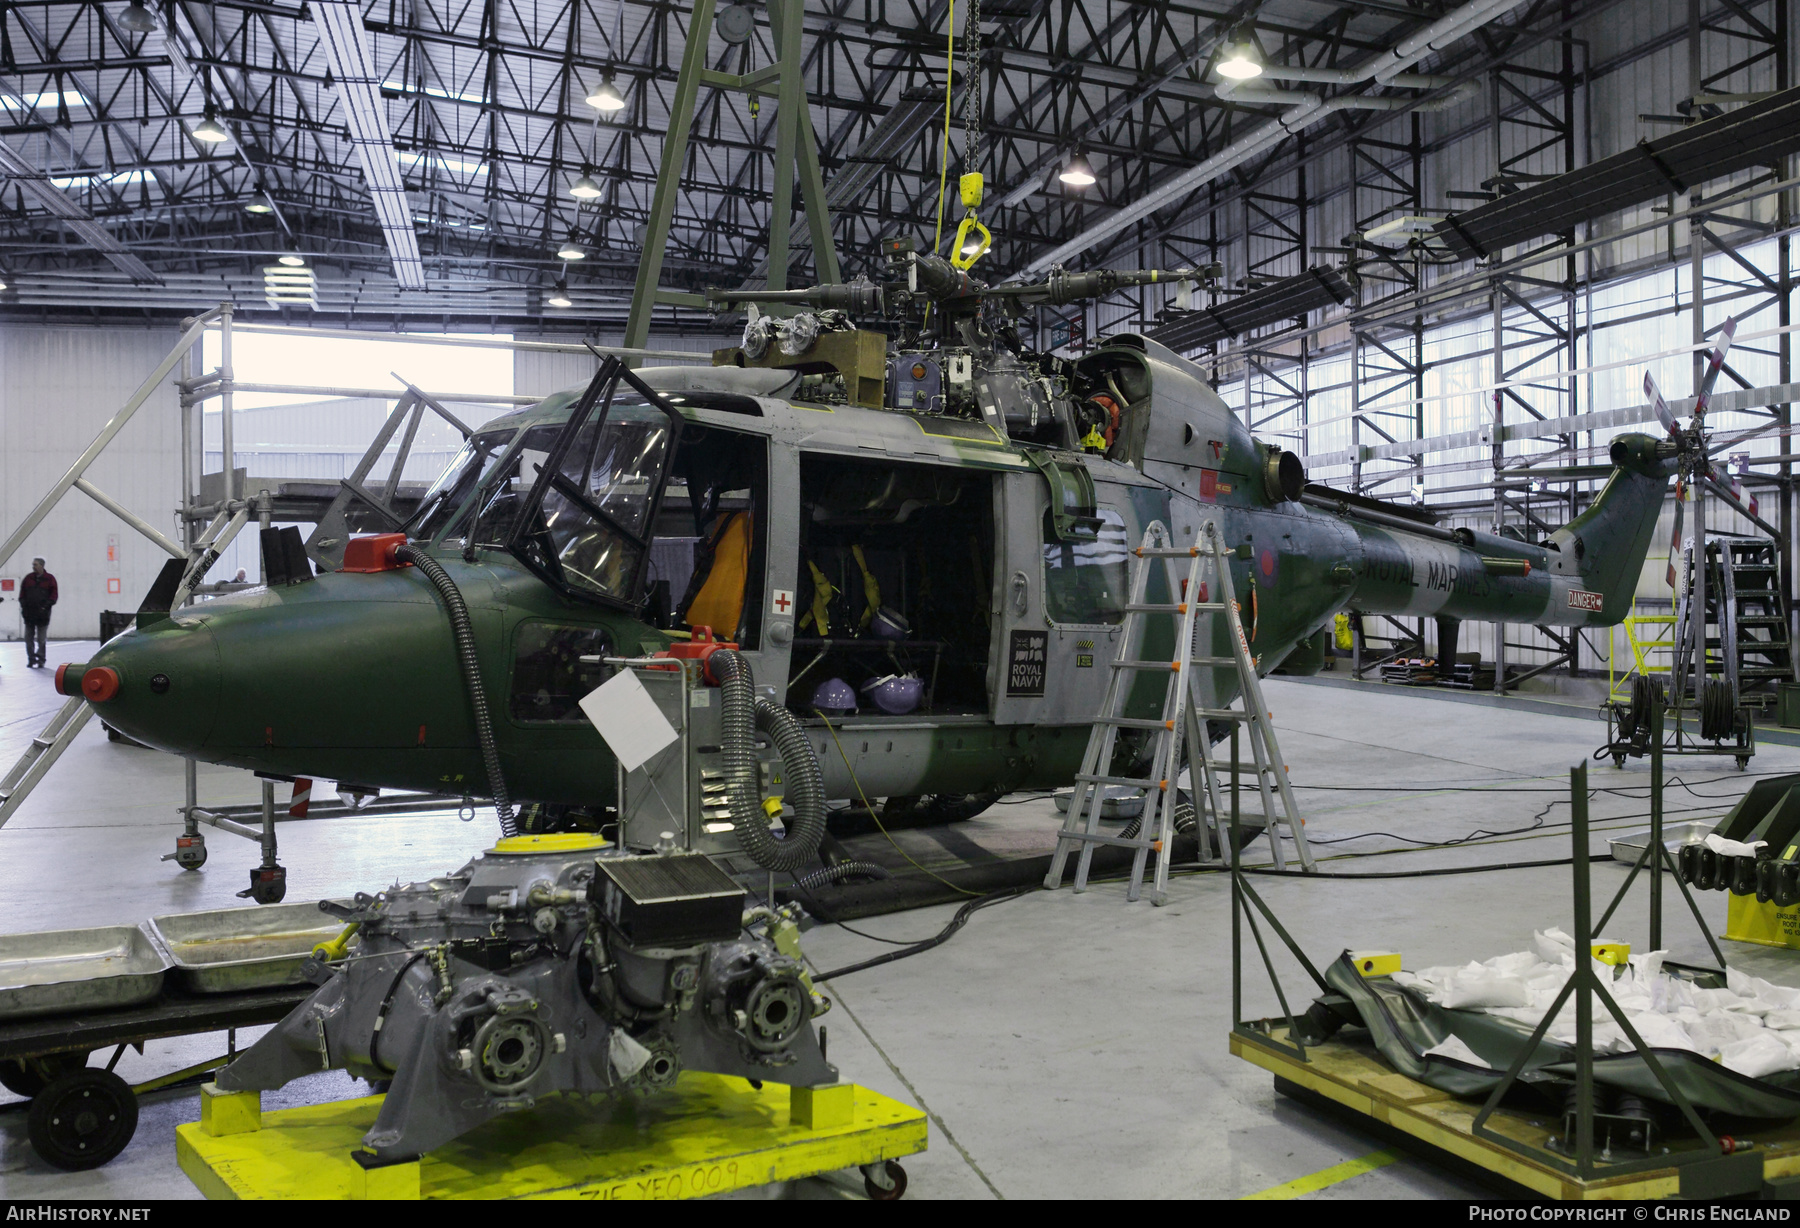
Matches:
[[216, 841, 834, 1162]]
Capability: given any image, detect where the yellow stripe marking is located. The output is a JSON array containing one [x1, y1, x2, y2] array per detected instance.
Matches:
[[1242, 1149, 1400, 1200]]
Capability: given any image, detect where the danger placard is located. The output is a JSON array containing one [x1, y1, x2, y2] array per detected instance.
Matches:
[[1568, 589, 1603, 611]]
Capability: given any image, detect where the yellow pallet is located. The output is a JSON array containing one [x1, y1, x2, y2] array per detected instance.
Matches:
[[1233, 1029, 1800, 1200], [177, 1074, 927, 1200]]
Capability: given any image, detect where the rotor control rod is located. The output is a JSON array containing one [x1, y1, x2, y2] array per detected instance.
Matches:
[[706, 281, 886, 313]]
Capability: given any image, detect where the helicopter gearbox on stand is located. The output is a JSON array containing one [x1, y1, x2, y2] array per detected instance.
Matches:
[[215, 835, 835, 1164]]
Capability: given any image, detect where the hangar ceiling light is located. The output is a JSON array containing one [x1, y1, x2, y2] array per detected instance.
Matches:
[[1215, 27, 1263, 80], [117, 0, 156, 34], [310, 0, 426, 291], [1059, 153, 1097, 187]]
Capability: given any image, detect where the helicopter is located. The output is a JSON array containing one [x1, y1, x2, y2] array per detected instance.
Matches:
[[58, 239, 1676, 885]]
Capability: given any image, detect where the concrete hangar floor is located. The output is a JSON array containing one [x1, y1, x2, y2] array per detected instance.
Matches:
[[0, 636, 1788, 1201]]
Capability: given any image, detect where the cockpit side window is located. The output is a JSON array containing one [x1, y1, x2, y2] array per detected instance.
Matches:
[[508, 622, 613, 724], [408, 428, 518, 542]]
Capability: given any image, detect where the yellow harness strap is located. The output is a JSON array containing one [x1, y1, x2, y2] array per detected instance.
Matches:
[[850, 545, 882, 630], [801, 559, 835, 635]]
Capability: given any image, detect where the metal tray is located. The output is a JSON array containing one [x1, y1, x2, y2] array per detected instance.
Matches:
[[1608, 820, 1717, 865], [0, 925, 170, 1020], [146, 902, 350, 994]]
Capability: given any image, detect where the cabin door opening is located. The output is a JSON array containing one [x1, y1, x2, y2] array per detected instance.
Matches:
[[787, 454, 995, 719]]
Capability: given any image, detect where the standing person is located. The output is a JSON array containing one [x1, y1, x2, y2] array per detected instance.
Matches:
[[19, 558, 56, 669]]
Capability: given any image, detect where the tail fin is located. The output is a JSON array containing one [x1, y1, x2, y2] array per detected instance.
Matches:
[[1559, 433, 1674, 623]]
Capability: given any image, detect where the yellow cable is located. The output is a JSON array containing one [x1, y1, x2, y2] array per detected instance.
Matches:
[[817, 710, 982, 897], [931, 0, 955, 257]]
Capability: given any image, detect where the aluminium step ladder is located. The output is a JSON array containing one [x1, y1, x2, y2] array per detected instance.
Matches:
[[1045, 520, 1313, 904], [0, 696, 96, 829]]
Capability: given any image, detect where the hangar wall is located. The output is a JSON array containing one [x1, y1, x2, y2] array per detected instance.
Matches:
[[0, 323, 182, 645]]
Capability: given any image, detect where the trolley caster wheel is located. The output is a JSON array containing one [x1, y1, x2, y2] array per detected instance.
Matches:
[[237, 864, 287, 905], [161, 833, 207, 871], [861, 1160, 907, 1200], [0, 1051, 91, 1100], [1738, 756, 1751, 772], [1612, 755, 1625, 769], [27, 1068, 137, 1171]]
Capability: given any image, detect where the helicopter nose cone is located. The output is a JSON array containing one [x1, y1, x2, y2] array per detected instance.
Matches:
[[81, 617, 221, 753]]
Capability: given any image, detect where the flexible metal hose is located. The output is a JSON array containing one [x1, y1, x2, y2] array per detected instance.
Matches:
[[394, 543, 517, 837], [710, 649, 826, 871]]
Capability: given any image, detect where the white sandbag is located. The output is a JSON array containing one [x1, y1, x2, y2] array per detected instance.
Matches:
[[1533, 928, 1576, 965], [1718, 1032, 1798, 1079], [1439, 967, 1532, 1009]]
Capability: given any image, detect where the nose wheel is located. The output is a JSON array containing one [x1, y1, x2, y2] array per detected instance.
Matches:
[[238, 864, 287, 905]]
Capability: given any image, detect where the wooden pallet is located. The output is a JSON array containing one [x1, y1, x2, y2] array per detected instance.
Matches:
[[177, 1073, 926, 1200], [1232, 1027, 1800, 1200]]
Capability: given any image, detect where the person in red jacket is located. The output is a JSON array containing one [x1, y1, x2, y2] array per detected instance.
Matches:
[[19, 558, 56, 668]]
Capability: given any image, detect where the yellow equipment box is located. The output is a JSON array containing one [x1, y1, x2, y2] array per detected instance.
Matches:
[[177, 1074, 927, 1201], [1726, 892, 1800, 950], [1346, 950, 1400, 978]]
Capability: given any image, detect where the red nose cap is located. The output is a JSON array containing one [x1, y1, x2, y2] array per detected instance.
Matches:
[[81, 667, 121, 703], [340, 533, 410, 573], [54, 662, 87, 696]]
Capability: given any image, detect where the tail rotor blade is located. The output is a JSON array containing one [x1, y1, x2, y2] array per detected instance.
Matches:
[[1646, 371, 1678, 436], [1693, 314, 1739, 425], [1666, 485, 1686, 589]]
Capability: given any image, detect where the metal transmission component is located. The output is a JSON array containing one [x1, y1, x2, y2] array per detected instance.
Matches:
[[310, 1, 427, 291], [625, 0, 840, 351], [217, 844, 835, 1162]]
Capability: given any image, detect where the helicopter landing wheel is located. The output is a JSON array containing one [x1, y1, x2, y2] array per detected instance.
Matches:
[[27, 1068, 137, 1171], [861, 1159, 907, 1200]]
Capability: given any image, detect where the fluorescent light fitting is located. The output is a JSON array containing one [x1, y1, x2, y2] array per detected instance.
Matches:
[[0, 90, 90, 112], [119, 0, 157, 32], [568, 173, 603, 200], [1059, 153, 1096, 187], [51, 169, 151, 189], [396, 149, 487, 177], [557, 239, 586, 260], [1216, 27, 1263, 80], [587, 78, 626, 112], [381, 80, 487, 105], [547, 278, 572, 308]]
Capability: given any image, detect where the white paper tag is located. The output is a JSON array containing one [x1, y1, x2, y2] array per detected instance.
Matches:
[[579, 671, 679, 772]]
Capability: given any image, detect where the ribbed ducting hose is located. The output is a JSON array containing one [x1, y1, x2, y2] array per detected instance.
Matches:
[[796, 860, 893, 892], [395, 543, 517, 838], [709, 649, 825, 871]]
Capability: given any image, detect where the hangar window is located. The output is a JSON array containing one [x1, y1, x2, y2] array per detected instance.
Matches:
[[1042, 507, 1129, 625], [509, 622, 612, 723]]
